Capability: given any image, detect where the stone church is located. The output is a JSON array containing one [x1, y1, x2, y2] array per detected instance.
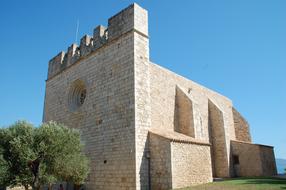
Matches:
[[43, 3, 277, 190]]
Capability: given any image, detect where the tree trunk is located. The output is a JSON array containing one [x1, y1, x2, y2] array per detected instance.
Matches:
[[48, 183, 52, 190], [28, 156, 42, 190], [32, 173, 40, 190], [24, 185, 29, 190], [31, 166, 41, 190], [74, 184, 79, 190]]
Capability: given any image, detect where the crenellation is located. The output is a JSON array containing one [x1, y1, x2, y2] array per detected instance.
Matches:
[[48, 51, 65, 79], [108, 5, 134, 41], [65, 43, 79, 67], [80, 35, 92, 46], [93, 25, 107, 49], [47, 27, 106, 80], [80, 35, 92, 57], [47, 4, 145, 80]]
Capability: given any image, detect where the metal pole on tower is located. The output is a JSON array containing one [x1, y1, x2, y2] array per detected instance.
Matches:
[[75, 19, 79, 44]]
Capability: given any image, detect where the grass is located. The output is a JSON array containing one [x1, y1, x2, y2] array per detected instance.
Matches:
[[177, 177, 286, 190]]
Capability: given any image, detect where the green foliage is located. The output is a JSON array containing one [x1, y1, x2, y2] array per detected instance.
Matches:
[[34, 122, 89, 185], [37, 164, 57, 186], [0, 148, 9, 186], [0, 120, 89, 188], [0, 121, 34, 187], [55, 153, 89, 185]]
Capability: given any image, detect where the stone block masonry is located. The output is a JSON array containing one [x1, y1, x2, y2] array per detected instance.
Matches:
[[43, 3, 277, 190], [231, 140, 277, 177], [47, 3, 147, 81], [44, 4, 146, 190]]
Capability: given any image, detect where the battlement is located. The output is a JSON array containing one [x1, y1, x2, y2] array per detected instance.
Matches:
[[47, 3, 148, 80]]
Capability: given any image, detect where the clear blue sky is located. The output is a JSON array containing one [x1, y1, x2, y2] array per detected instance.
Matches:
[[0, 0, 285, 159]]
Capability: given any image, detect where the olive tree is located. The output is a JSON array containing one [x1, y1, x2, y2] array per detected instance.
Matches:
[[0, 121, 34, 189], [0, 121, 89, 190]]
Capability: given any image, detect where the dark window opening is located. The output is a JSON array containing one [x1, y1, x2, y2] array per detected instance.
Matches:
[[79, 89, 86, 105], [233, 155, 239, 165]]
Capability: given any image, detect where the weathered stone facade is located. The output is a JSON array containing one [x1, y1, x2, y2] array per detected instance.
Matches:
[[43, 3, 277, 190], [231, 140, 277, 177]]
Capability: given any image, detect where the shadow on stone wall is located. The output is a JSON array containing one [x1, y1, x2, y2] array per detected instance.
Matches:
[[139, 136, 150, 190]]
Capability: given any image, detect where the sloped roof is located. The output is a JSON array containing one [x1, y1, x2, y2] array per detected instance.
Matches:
[[149, 127, 210, 146]]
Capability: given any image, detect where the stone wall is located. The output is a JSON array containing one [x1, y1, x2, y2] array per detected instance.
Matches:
[[44, 4, 148, 190], [231, 140, 277, 177], [259, 145, 277, 176], [149, 63, 236, 140], [133, 6, 151, 189], [231, 141, 262, 176], [232, 108, 251, 142], [208, 100, 229, 177], [174, 86, 195, 137], [44, 32, 136, 189], [171, 141, 212, 189], [149, 63, 236, 177], [149, 133, 172, 190], [149, 130, 212, 190]]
